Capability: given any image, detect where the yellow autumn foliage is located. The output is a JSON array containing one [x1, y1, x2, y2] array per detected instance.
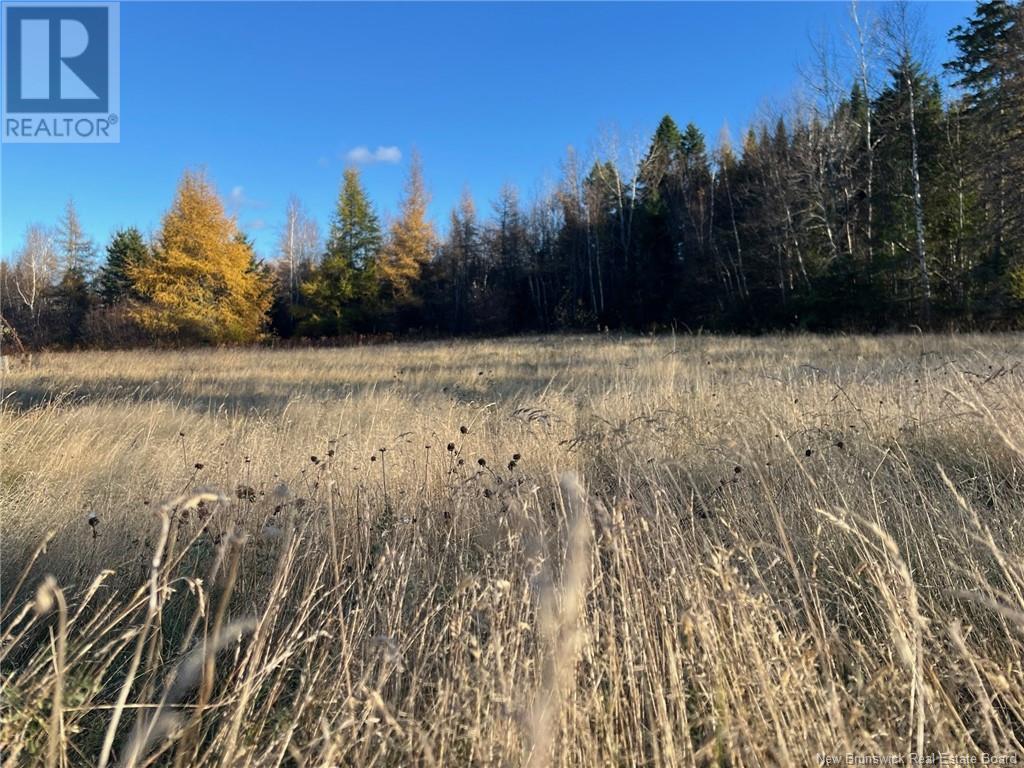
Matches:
[[130, 170, 271, 343], [378, 153, 435, 305]]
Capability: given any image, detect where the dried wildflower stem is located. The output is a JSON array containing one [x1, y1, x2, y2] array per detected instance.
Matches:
[[40, 578, 68, 768], [327, 478, 342, 593], [96, 506, 172, 768], [1, 529, 56, 621], [526, 472, 593, 768], [121, 618, 257, 768], [4, 336, 1024, 765], [172, 533, 243, 767]]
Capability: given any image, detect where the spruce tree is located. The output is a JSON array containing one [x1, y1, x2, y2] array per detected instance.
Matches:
[[98, 227, 148, 306], [947, 0, 1024, 306], [434, 188, 479, 332], [636, 115, 685, 327], [873, 59, 946, 313], [301, 167, 382, 335]]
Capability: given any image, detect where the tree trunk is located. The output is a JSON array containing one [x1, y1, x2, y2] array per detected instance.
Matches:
[[905, 67, 931, 324]]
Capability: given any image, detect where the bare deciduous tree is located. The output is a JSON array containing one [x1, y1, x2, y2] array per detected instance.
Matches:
[[277, 196, 320, 305], [880, 0, 932, 322], [12, 225, 59, 332]]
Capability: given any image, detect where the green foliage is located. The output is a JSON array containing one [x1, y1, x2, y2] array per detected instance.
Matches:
[[300, 168, 382, 335], [8, 2, 1024, 347], [329, 168, 383, 269], [98, 227, 148, 306], [947, 0, 1024, 315]]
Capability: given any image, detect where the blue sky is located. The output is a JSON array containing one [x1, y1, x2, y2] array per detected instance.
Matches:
[[1, 1, 973, 260]]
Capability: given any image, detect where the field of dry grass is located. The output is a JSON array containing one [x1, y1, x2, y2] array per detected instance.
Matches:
[[2, 334, 1024, 767]]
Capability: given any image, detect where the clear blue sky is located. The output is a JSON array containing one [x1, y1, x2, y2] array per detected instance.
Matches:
[[1, 1, 973, 260]]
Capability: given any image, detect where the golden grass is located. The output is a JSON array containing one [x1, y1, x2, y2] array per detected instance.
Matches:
[[2, 334, 1024, 766]]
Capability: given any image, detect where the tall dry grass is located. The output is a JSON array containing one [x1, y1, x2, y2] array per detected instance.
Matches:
[[1, 334, 1023, 766]]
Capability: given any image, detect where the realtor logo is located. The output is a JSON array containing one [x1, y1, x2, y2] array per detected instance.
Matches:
[[3, 2, 120, 142]]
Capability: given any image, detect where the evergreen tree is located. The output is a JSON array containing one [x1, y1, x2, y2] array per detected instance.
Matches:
[[873, 56, 947, 322], [947, 0, 1024, 311], [14, 4, 1024, 345], [673, 122, 716, 320], [301, 168, 382, 335], [636, 115, 686, 327], [98, 227, 148, 306], [476, 184, 530, 331], [431, 188, 480, 332], [330, 168, 383, 269], [639, 116, 684, 204], [52, 267, 91, 345]]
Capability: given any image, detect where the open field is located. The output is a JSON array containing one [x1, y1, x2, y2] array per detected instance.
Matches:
[[2, 334, 1024, 766]]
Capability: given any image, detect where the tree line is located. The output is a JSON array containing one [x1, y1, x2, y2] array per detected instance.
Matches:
[[2, 0, 1022, 350]]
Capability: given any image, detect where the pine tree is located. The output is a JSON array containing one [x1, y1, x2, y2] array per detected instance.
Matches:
[[301, 168, 382, 335], [379, 152, 435, 311], [98, 227, 148, 306], [129, 170, 272, 343]]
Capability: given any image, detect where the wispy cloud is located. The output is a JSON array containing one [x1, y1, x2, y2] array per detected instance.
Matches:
[[344, 145, 402, 165], [226, 185, 266, 213]]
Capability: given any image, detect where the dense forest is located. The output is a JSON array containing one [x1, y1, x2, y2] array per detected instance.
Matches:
[[2, 1, 1022, 350]]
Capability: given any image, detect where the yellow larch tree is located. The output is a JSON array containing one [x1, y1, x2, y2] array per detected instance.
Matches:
[[378, 152, 435, 308], [129, 170, 272, 343]]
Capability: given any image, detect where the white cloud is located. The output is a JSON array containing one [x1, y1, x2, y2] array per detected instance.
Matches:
[[374, 146, 402, 164], [345, 145, 402, 165], [226, 185, 266, 211]]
